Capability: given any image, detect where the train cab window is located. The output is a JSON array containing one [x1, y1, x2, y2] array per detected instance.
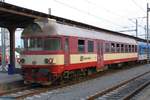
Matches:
[[22, 38, 61, 51], [116, 44, 120, 53], [111, 43, 115, 53], [78, 40, 85, 53], [27, 38, 43, 50], [37, 38, 43, 48], [125, 45, 128, 53], [105, 43, 110, 53], [121, 44, 124, 53], [44, 38, 61, 51], [23, 38, 28, 50], [88, 41, 94, 52]]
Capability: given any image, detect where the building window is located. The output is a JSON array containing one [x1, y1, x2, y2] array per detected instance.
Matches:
[[88, 41, 94, 52], [121, 44, 124, 53], [105, 43, 110, 53], [116, 44, 120, 53], [111, 43, 115, 53], [78, 40, 85, 53]]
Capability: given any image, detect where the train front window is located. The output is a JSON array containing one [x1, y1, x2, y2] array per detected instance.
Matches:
[[29, 38, 43, 50], [44, 38, 61, 50], [23, 38, 61, 51]]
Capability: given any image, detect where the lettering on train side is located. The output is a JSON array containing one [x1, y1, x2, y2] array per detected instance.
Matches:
[[80, 56, 91, 61]]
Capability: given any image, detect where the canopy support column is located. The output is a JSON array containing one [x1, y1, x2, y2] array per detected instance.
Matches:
[[8, 26, 16, 74]]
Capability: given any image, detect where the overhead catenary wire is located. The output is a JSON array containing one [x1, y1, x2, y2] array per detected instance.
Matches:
[[84, 0, 148, 38], [83, 0, 141, 26], [84, 0, 146, 37], [55, 0, 146, 28], [129, 18, 146, 29], [54, 0, 127, 28], [131, 0, 145, 13], [54, 0, 146, 38]]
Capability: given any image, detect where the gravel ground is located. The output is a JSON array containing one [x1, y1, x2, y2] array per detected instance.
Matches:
[[26, 64, 150, 100]]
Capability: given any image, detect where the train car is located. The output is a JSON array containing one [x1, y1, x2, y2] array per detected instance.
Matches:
[[0, 47, 9, 65], [138, 42, 150, 62], [0, 53, 9, 65], [19, 18, 138, 85]]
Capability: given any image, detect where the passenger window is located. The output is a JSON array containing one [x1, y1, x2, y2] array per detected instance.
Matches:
[[125, 45, 128, 53], [78, 40, 85, 53], [111, 43, 115, 53], [121, 44, 124, 53], [116, 44, 120, 53], [135, 45, 137, 52], [132, 45, 134, 52], [129, 45, 131, 52], [88, 41, 94, 52], [105, 43, 110, 53]]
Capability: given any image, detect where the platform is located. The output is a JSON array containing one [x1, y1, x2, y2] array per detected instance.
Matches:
[[0, 72, 23, 92], [0, 73, 22, 83]]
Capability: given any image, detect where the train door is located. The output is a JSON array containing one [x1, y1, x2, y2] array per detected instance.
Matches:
[[97, 41, 104, 68], [64, 37, 70, 65]]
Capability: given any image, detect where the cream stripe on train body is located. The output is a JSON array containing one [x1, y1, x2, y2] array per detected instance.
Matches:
[[70, 53, 138, 64], [20, 54, 97, 65], [104, 53, 138, 61], [70, 54, 97, 64], [20, 53, 138, 66], [20, 55, 64, 65]]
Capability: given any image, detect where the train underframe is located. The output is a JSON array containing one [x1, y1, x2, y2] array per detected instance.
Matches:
[[22, 65, 108, 85], [22, 59, 141, 85]]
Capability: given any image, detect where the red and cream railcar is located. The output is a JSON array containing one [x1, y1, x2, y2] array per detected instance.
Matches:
[[19, 18, 138, 84]]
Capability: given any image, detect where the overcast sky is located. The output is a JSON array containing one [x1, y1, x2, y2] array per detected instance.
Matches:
[[4, 0, 150, 46]]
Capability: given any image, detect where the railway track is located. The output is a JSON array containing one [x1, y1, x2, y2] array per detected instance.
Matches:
[[1, 87, 49, 100], [0, 70, 112, 100], [87, 70, 150, 100], [0, 64, 146, 100]]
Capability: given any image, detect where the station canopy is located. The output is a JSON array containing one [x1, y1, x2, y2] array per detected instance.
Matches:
[[0, 2, 48, 28]]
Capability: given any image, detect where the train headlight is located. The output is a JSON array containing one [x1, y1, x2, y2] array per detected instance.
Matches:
[[44, 58, 53, 64], [20, 58, 25, 64], [17, 58, 21, 64], [44, 58, 49, 64]]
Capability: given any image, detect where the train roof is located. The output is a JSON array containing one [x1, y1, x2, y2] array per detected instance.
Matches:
[[0, 2, 147, 42], [55, 23, 137, 44], [138, 42, 150, 48]]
